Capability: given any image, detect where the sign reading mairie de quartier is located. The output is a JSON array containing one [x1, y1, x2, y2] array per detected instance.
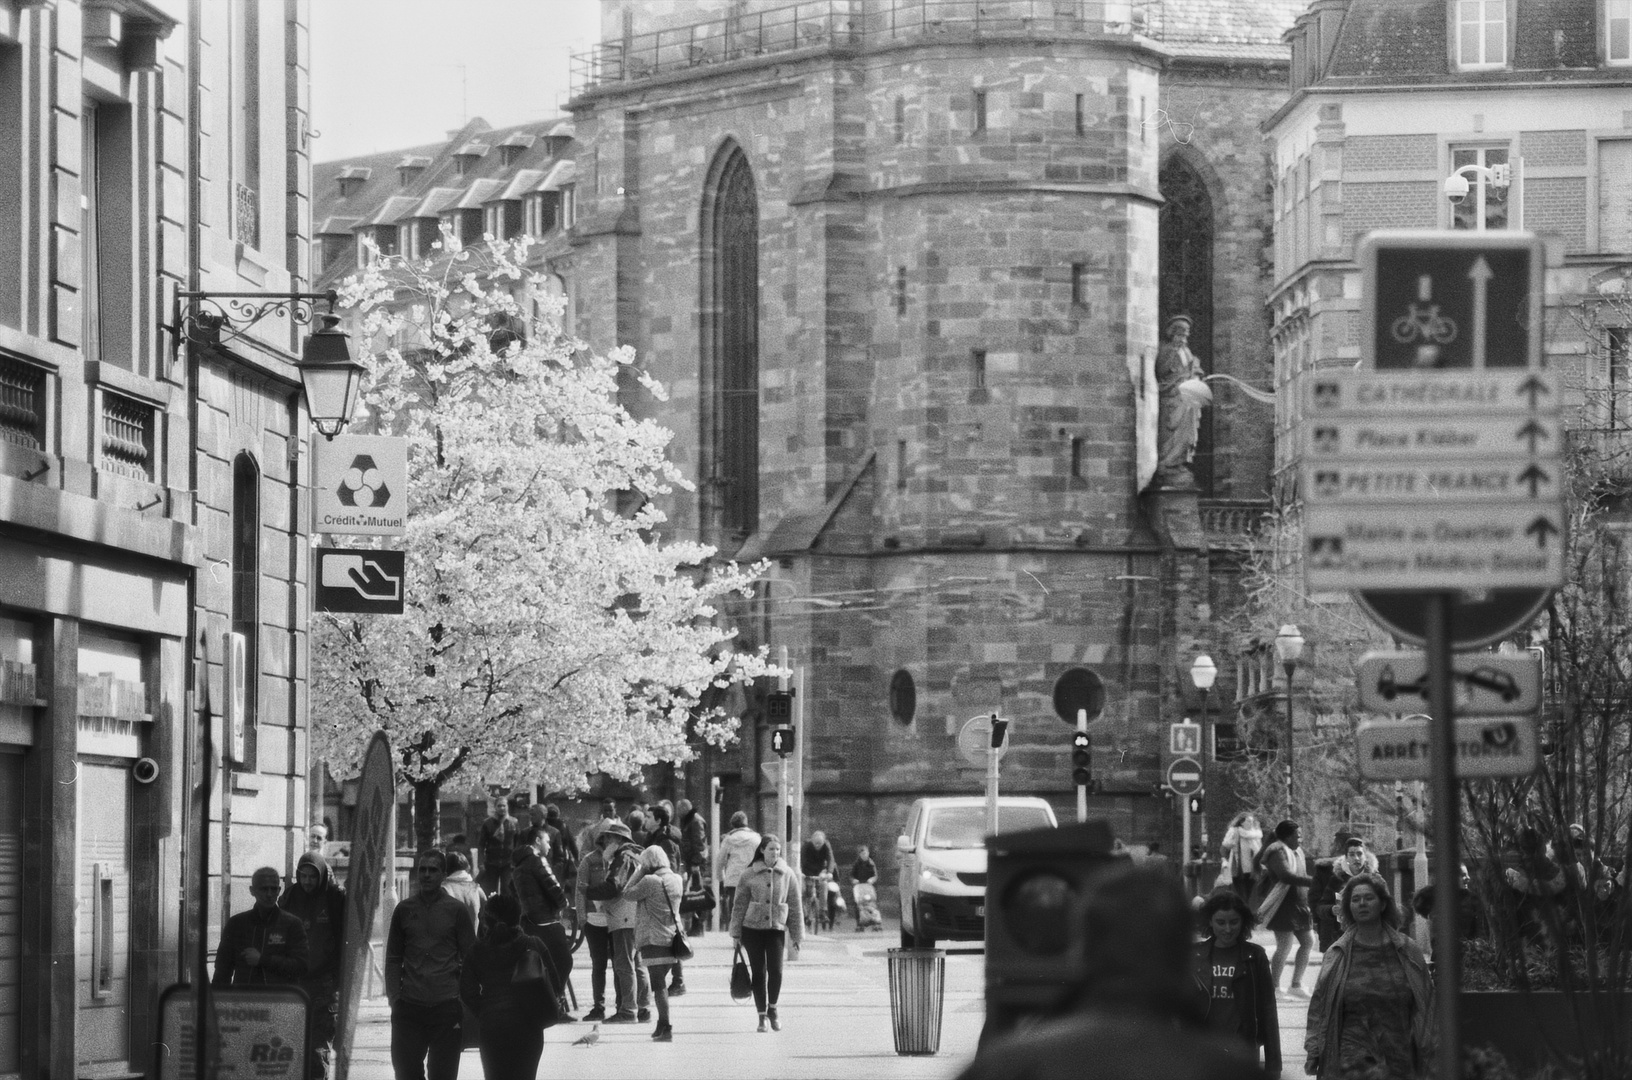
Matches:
[[313, 434, 408, 536], [1302, 231, 1562, 607]]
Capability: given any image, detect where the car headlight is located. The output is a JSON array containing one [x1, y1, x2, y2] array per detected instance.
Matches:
[[920, 865, 954, 883]]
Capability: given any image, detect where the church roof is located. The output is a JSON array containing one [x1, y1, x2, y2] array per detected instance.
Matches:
[[1154, 0, 1307, 49]]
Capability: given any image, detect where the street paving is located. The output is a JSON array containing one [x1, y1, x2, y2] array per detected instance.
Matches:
[[344, 924, 1320, 1079]]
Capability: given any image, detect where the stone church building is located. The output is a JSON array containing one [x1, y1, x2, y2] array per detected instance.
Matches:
[[554, 0, 1305, 863]]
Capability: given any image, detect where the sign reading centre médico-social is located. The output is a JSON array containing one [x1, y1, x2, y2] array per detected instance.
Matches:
[[313, 435, 407, 536], [1301, 231, 1563, 624]]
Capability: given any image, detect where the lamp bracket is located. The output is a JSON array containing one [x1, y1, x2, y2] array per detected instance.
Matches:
[[166, 289, 338, 369]]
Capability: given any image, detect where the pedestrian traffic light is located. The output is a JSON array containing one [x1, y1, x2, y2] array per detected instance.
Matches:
[[766, 690, 793, 724], [1071, 731, 1092, 786], [1189, 796, 1203, 815], [770, 726, 795, 756]]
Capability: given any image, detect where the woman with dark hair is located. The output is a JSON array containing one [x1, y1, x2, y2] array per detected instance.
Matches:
[[1305, 871, 1436, 1079], [1192, 890, 1280, 1077], [1256, 820, 1316, 996], [459, 893, 554, 1079], [729, 834, 803, 1032]]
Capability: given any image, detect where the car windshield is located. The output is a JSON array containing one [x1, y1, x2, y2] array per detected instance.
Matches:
[[924, 806, 1054, 848]]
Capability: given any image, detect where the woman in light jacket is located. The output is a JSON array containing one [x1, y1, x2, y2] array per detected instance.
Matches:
[[729, 834, 803, 1032], [623, 845, 685, 1042]]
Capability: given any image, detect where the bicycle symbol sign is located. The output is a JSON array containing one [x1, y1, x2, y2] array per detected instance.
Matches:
[[1364, 232, 1540, 371], [1390, 302, 1458, 346]]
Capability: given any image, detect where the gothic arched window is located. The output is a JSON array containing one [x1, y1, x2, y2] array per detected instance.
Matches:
[[1159, 154, 1216, 495], [700, 144, 760, 542]]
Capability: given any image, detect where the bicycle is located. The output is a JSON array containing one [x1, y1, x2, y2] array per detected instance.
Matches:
[[803, 872, 834, 934]]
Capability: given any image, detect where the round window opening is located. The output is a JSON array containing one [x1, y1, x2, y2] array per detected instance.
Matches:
[[888, 669, 916, 725], [1052, 667, 1105, 725], [1000, 870, 1078, 956]]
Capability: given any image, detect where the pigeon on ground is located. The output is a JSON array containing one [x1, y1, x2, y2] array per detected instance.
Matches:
[[572, 1024, 600, 1047]]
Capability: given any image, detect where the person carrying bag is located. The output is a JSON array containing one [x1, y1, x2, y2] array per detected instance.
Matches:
[[460, 894, 561, 1080], [730, 942, 753, 1001]]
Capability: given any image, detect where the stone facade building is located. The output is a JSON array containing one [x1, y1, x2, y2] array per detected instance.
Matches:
[[556, 0, 1303, 880], [0, 1, 315, 1074]]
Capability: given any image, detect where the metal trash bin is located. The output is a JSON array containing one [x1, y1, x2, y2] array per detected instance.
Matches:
[[887, 947, 946, 1055]]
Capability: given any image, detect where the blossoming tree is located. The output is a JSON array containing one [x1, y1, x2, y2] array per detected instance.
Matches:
[[311, 235, 773, 849]]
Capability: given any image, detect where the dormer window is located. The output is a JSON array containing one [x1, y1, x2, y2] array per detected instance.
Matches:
[[485, 201, 523, 240], [397, 155, 430, 187], [498, 133, 535, 167], [526, 192, 560, 236], [1455, 0, 1506, 69], [1609, 0, 1631, 63], [452, 141, 489, 178], [336, 166, 372, 197]]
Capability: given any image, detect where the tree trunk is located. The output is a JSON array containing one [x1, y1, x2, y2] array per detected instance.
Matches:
[[414, 777, 441, 853]]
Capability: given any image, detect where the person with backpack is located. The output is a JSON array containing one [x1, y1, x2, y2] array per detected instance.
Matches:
[[459, 893, 557, 1079], [476, 797, 520, 898]]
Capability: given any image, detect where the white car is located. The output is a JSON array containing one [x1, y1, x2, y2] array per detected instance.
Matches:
[[895, 796, 1059, 948]]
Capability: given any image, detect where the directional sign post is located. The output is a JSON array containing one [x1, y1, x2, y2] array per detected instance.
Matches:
[[1307, 230, 1556, 1080]]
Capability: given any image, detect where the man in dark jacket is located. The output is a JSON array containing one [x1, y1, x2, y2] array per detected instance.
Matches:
[[544, 803, 579, 892], [213, 867, 309, 986], [386, 848, 476, 1080], [475, 798, 519, 897], [279, 851, 346, 1079], [957, 865, 1266, 1080], [513, 824, 574, 1018]]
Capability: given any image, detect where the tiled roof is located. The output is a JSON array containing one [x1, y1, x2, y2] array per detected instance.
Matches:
[[360, 195, 419, 227], [315, 215, 361, 235], [1154, 0, 1306, 46], [1165, 40, 1292, 60], [1320, 0, 1604, 82], [409, 187, 463, 219], [455, 178, 506, 209], [499, 169, 547, 202], [536, 160, 576, 192]]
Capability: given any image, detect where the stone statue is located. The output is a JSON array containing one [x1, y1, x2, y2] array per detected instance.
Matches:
[[1152, 314, 1212, 489]]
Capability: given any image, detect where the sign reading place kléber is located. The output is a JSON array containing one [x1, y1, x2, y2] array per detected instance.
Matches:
[[1301, 230, 1562, 597], [313, 435, 407, 536]]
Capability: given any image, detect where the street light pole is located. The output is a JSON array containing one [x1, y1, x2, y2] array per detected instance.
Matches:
[[1273, 625, 1304, 819], [1189, 653, 1218, 859]]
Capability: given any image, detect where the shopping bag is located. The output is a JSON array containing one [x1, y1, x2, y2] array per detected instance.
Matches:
[[681, 870, 717, 915], [730, 943, 753, 1001]]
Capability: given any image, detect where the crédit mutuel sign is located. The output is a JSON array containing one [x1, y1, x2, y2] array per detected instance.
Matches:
[[312, 434, 408, 536]]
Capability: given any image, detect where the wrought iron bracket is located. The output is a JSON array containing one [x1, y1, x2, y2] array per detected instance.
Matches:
[[165, 289, 338, 369]]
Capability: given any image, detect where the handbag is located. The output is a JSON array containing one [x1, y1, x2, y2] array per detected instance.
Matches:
[[680, 869, 717, 915], [729, 943, 753, 1001], [666, 882, 695, 961], [511, 943, 564, 1029]]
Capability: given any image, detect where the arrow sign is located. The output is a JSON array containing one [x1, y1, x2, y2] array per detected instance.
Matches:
[[1526, 516, 1560, 549], [1468, 255, 1492, 368], [1517, 419, 1550, 453], [1518, 464, 1550, 498], [1519, 375, 1550, 409]]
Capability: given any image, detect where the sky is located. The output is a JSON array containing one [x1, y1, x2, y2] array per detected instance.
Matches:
[[309, 0, 602, 163]]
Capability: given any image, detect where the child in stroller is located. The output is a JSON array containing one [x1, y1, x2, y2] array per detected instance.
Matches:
[[852, 845, 883, 931]]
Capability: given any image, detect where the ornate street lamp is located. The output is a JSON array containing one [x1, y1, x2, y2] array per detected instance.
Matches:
[[1273, 624, 1305, 817], [1190, 653, 1218, 865], [166, 288, 363, 440]]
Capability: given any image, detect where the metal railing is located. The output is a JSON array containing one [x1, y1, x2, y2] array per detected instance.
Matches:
[[571, 0, 1161, 95], [0, 355, 45, 450], [100, 393, 155, 482]]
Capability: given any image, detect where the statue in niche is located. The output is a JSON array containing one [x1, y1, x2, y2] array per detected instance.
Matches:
[[1151, 314, 1212, 489]]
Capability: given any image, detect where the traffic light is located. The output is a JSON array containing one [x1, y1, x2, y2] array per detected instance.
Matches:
[[766, 691, 793, 724], [1071, 731, 1092, 787], [983, 820, 1125, 1042], [1188, 796, 1203, 815], [770, 726, 796, 756]]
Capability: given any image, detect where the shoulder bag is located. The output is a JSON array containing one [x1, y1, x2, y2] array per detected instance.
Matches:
[[680, 868, 716, 915], [665, 878, 695, 961], [511, 943, 564, 1029]]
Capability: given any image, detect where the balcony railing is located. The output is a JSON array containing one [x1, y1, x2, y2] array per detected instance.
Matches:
[[0, 355, 46, 450], [1200, 498, 1271, 550], [571, 0, 1160, 95], [100, 393, 155, 482]]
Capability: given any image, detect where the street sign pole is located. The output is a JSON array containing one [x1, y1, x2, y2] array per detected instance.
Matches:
[[986, 712, 1001, 839], [1426, 594, 1460, 1080], [1180, 794, 1192, 879], [1076, 709, 1088, 824], [778, 646, 791, 842]]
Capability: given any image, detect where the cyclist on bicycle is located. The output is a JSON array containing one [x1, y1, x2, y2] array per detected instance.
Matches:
[[800, 830, 838, 931]]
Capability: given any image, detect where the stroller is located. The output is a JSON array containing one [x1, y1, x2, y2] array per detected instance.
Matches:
[[853, 881, 884, 931]]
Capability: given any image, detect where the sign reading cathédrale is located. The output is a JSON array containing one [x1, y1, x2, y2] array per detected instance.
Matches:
[[313, 434, 407, 536]]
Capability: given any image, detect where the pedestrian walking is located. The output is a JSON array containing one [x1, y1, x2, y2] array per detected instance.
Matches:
[[1313, 837, 1369, 951], [641, 805, 687, 993], [677, 798, 708, 935], [1192, 889, 1280, 1078], [459, 893, 556, 1080], [1219, 812, 1263, 900], [573, 835, 613, 1021], [213, 867, 309, 987], [476, 797, 520, 897], [622, 846, 687, 1041], [1305, 871, 1435, 1079], [584, 821, 652, 1025], [511, 824, 574, 1019], [1255, 819, 1316, 996], [956, 864, 1266, 1080], [385, 849, 477, 1080], [716, 811, 761, 920], [729, 833, 803, 1032], [278, 852, 346, 1079], [851, 845, 880, 931], [439, 849, 486, 931]]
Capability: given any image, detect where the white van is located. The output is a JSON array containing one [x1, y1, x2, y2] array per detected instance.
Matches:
[[895, 796, 1059, 947]]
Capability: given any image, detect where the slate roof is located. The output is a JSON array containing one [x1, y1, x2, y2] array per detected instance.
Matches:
[[1154, 0, 1307, 48], [1318, 0, 1612, 83]]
